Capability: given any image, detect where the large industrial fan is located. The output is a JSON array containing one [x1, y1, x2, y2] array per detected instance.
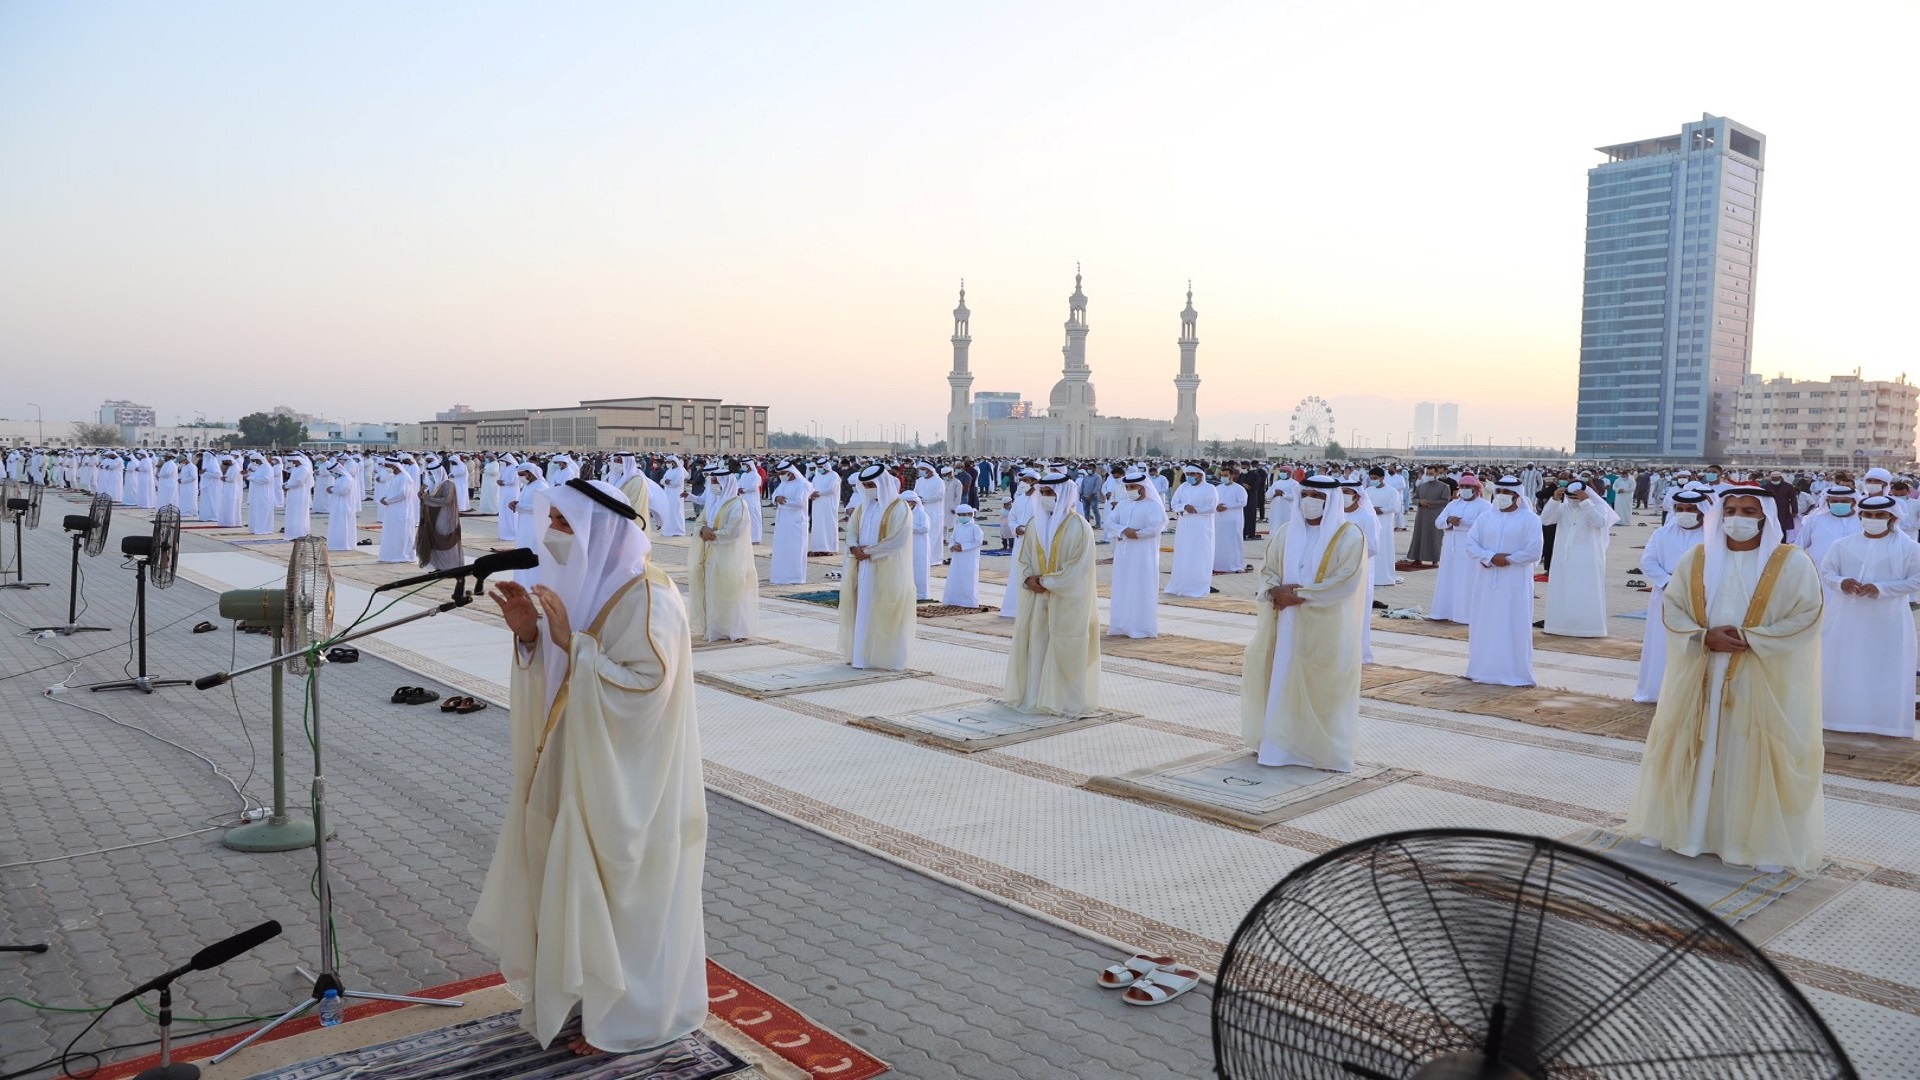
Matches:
[[0, 481, 49, 591], [31, 491, 113, 635], [88, 506, 190, 694], [1213, 829, 1856, 1080]]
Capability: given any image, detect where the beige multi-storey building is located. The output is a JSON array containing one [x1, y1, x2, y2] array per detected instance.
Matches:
[[399, 396, 768, 454], [1727, 373, 1917, 467]]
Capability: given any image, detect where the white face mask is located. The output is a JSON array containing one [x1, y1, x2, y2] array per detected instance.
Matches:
[[1300, 494, 1326, 519], [1493, 493, 1516, 510], [1675, 510, 1702, 529], [1866, 481, 1887, 494], [543, 530, 576, 566], [1036, 493, 1058, 510], [1721, 516, 1762, 542], [1128, 488, 1145, 501], [1863, 517, 1894, 537]]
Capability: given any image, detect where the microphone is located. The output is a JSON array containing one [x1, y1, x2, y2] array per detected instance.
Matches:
[[373, 548, 538, 593], [115, 920, 282, 1004]]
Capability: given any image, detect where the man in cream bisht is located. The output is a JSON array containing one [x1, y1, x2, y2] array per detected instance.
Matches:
[[1817, 494, 1920, 737], [839, 464, 914, 669], [1464, 477, 1545, 686], [1105, 469, 1167, 639], [1241, 476, 1368, 771], [687, 464, 755, 642], [1003, 473, 1100, 717], [1626, 488, 1825, 874], [475, 478, 707, 1056]]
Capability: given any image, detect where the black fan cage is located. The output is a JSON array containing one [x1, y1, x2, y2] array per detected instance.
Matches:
[[1213, 829, 1855, 1080], [28, 483, 44, 529], [85, 493, 113, 556], [150, 506, 181, 587]]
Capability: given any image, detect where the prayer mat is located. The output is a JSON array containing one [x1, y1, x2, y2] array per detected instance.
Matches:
[[242, 1010, 748, 1079], [776, 589, 841, 607], [924, 610, 1017, 638], [696, 662, 920, 699], [1102, 634, 1243, 676], [1565, 829, 1851, 944], [1160, 592, 1258, 615], [704, 960, 889, 1080], [1088, 750, 1411, 831], [1371, 615, 1647, 662], [852, 699, 1127, 751], [691, 637, 768, 653], [913, 603, 993, 619]]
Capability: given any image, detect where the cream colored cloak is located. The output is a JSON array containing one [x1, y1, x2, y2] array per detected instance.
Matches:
[[687, 495, 756, 642], [1002, 514, 1101, 717], [838, 499, 915, 669], [1240, 521, 1366, 770], [470, 566, 709, 1052], [1626, 543, 1826, 874]]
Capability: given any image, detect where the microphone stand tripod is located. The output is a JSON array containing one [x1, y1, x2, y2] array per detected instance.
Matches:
[[196, 581, 483, 1064]]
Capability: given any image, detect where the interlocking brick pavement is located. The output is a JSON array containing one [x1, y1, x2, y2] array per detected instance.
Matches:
[[1, 496, 1213, 1078]]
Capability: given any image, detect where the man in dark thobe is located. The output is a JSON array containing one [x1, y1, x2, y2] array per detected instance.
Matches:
[[1402, 465, 1452, 567]]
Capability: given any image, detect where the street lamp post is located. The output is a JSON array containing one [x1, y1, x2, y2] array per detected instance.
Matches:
[[27, 403, 42, 443]]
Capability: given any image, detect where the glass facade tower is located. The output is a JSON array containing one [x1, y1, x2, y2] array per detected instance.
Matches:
[[1575, 114, 1765, 459]]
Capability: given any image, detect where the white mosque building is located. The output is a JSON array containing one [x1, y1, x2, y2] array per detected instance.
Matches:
[[944, 272, 1202, 459]]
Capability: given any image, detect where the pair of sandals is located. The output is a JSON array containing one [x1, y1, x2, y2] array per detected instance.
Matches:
[[1096, 954, 1201, 1007], [391, 686, 440, 705], [325, 646, 359, 664], [440, 695, 487, 715]]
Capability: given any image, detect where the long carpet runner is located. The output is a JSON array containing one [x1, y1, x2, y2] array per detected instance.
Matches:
[[245, 1012, 748, 1079]]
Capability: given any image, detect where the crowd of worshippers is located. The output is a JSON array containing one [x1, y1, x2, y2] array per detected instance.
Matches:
[[11, 446, 1910, 1051]]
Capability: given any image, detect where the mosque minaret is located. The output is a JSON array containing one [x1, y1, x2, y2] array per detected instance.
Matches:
[[945, 270, 1201, 459]]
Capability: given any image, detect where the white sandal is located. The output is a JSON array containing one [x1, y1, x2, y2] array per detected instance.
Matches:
[[1096, 954, 1171, 989], [1121, 965, 1200, 1006]]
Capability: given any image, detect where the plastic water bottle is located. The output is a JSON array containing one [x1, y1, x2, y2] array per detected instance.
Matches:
[[318, 988, 343, 1027]]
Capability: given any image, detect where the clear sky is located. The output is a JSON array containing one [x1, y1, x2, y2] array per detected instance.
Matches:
[[2, 1, 1914, 450]]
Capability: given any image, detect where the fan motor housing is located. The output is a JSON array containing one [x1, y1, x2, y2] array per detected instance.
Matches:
[[122, 536, 154, 558], [62, 514, 91, 533], [4, 498, 25, 512]]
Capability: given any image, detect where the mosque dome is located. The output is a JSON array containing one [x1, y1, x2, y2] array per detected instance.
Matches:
[[1050, 379, 1096, 411]]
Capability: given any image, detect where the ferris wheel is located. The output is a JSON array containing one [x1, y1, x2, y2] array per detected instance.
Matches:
[[1290, 396, 1336, 447]]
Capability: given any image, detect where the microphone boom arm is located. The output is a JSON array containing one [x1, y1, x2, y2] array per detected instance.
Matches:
[[196, 590, 476, 691]]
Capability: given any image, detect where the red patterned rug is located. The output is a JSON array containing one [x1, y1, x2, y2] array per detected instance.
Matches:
[[95, 961, 887, 1080]]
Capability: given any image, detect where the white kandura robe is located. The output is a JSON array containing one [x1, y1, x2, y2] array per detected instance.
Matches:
[[1163, 482, 1219, 597], [282, 463, 313, 540], [768, 477, 812, 585], [914, 476, 947, 549], [448, 457, 471, 512], [1627, 544, 1826, 874], [324, 471, 361, 551], [214, 463, 244, 527], [470, 566, 708, 1053], [1795, 510, 1860, 569], [1345, 497, 1383, 662], [1426, 496, 1490, 623], [478, 459, 501, 514], [838, 498, 914, 670], [513, 481, 551, 558], [1632, 521, 1707, 702], [1106, 494, 1167, 639], [809, 471, 840, 553], [1241, 520, 1367, 771], [177, 464, 199, 519], [1539, 495, 1616, 637], [1464, 508, 1545, 686], [909, 502, 933, 601], [739, 468, 765, 544], [942, 518, 984, 607], [688, 496, 756, 642], [495, 471, 523, 541], [1365, 485, 1398, 586], [658, 466, 688, 537], [155, 462, 178, 510], [1818, 532, 1920, 737], [375, 472, 418, 563], [999, 491, 1036, 619], [1214, 483, 1248, 572], [247, 463, 279, 535]]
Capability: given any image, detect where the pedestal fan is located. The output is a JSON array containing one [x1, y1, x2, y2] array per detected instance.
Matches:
[[196, 536, 463, 1063], [31, 492, 113, 635], [88, 506, 191, 694], [0, 481, 49, 590], [1212, 828, 1856, 1079]]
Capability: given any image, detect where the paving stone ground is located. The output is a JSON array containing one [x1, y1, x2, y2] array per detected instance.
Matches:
[[0, 494, 1211, 1078]]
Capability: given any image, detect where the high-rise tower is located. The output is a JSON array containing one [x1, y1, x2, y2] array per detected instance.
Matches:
[[1172, 283, 1200, 456], [1575, 113, 1765, 459], [945, 281, 974, 454]]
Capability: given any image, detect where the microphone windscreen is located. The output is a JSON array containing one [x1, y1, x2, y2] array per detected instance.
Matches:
[[190, 920, 282, 972]]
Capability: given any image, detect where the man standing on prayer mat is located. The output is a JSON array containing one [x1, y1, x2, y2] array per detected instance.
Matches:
[[1003, 472, 1101, 717], [688, 464, 756, 642], [475, 479, 707, 1056], [1626, 489, 1825, 875], [1464, 477, 1544, 687], [1817, 494, 1920, 738], [1240, 475, 1366, 772], [839, 464, 916, 669], [1403, 465, 1452, 568], [1538, 479, 1616, 637]]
